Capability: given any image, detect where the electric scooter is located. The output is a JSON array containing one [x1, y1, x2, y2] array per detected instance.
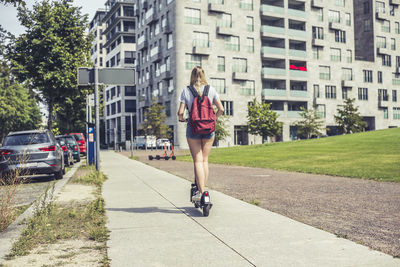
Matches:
[[190, 181, 212, 217]]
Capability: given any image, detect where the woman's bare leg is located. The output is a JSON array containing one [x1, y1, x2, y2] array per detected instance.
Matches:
[[187, 137, 205, 193], [201, 137, 214, 188]]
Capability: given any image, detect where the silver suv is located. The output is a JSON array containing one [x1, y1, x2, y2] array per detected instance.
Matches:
[[0, 129, 64, 181]]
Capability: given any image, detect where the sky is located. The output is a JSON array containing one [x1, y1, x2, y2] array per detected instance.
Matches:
[[0, 0, 105, 36]]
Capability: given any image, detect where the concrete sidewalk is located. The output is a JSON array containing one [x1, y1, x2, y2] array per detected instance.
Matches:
[[101, 151, 398, 267]]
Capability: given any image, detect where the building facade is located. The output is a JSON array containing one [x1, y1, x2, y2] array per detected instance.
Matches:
[[133, 0, 400, 149], [102, 0, 137, 146]]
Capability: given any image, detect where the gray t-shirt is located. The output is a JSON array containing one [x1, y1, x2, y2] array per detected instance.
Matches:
[[179, 85, 220, 112]]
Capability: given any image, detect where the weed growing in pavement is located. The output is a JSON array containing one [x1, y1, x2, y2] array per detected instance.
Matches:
[[249, 199, 260, 206], [72, 165, 107, 189], [129, 156, 139, 161]]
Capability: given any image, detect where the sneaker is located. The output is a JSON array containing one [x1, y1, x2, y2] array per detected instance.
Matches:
[[192, 191, 202, 202]]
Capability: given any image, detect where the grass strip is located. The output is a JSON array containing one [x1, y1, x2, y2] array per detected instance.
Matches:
[[178, 128, 400, 182]]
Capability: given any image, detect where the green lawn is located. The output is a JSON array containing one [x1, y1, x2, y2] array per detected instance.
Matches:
[[178, 128, 400, 182]]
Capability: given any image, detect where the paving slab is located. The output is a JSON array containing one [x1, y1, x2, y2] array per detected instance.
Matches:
[[101, 151, 399, 267]]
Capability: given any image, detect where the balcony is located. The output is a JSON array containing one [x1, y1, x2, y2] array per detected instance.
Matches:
[[163, 24, 172, 34], [311, 0, 324, 8], [193, 45, 211, 55], [290, 90, 309, 98], [233, 72, 250, 80], [375, 11, 389, 20], [329, 22, 341, 30], [262, 88, 287, 97], [216, 26, 235, 36], [145, 8, 157, 24], [260, 4, 284, 16], [288, 9, 306, 19], [262, 67, 286, 78], [137, 39, 148, 51], [289, 49, 307, 58], [162, 70, 173, 80], [288, 111, 302, 118], [396, 66, 400, 74], [341, 80, 354, 87], [289, 70, 309, 78], [377, 47, 390, 55], [312, 38, 324, 47], [261, 25, 285, 36], [261, 46, 286, 57], [208, 3, 225, 13], [288, 29, 307, 39], [378, 96, 389, 107], [390, 0, 400, 5]]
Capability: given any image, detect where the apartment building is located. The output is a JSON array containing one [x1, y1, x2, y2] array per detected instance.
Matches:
[[102, 0, 137, 146], [134, 0, 400, 149]]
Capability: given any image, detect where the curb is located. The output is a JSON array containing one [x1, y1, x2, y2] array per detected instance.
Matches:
[[0, 161, 82, 263]]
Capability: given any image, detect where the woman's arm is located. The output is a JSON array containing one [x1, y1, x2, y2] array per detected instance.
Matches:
[[177, 102, 187, 122], [214, 98, 224, 118]]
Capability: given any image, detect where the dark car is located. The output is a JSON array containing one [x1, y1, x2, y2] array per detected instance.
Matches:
[[0, 129, 64, 181], [56, 137, 74, 166], [69, 133, 86, 155], [56, 135, 80, 162]]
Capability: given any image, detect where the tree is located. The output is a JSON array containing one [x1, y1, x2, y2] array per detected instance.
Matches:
[[214, 115, 230, 146], [334, 98, 367, 134], [9, 0, 93, 130], [247, 98, 282, 142], [0, 0, 25, 7], [294, 107, 325, 139], [142, 100, 170, 138]]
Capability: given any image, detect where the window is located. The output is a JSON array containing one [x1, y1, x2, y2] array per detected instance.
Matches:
[[111, 103, 116, 115], [124, 51, 134, 64], [167, 33, 173, 49], [342, 87, 349, 99], [100, 57, 103, 67], [397, 56, 400, 67], [125, 86, 136, 96], [317, 8, 323, 21], [394, 107, 400, 119], [218, 56, 225, 72], [165, 101, 171, 117], [117, 100, 121, 113], [312, 47, 321, 59], [396, 22, 400, 34], [390, 4, 395, 16], [125, 100, 136, 112], [364, 1, 370, 14], [325, 85, 337, 99], [107, 105, 110, 116], [240, 80, 255, 95], [335, 0, 345, 7], [246, 38, 254, 53], [314, 84, 320, 98], [193, 31, 209, 47], [184, 8, 200, 24], [312, 26, 324, 39], [334, 30, 346, 43], [364, 19, 371, 32], [376, 36, 386, 48], [210, 78, 226, 94], [330, 48, 341, 62], [239, 0, 253, 10], [328, 10, 340, 23], [246, 16, 254, 31], [342, 68, 353, 81], [382, 55, 391, 66], [378, 89, 388, 101], [221, 101, 233, 116], [363, 70, 373, 82], [393, 90, 397, 102], [185, 53, 201, 69], [319, 66, 331, 80], [378, 71, 383, 83], [346, 50, 352, 63], [225, 36, 240, 51], [376, 1, 385, 13], [345, 13, 351, 26], [232, 58, 247, 73], [217, 13, 232, 28], [382, 20, 390, 33], [358, 87, 368, 100], [391, 38, 396, 50]]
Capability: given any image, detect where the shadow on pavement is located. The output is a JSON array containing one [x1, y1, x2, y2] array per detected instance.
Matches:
[[107, 206, 205, 218]]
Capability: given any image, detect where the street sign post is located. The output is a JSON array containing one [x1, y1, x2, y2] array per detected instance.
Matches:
[[78, 67, 135, 170]]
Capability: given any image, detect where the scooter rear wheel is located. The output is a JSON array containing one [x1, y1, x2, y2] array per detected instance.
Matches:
[[203, 204, 210, 217], [194, 203, 199, 208]]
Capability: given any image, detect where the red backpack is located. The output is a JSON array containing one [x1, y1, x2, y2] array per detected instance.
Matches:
[[188, 85, 216, 135]]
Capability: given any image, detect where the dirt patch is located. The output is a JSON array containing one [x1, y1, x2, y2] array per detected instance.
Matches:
[[54, 184, 96, 205], [2, 239, 103, 267], [122, 150, 400, 257]]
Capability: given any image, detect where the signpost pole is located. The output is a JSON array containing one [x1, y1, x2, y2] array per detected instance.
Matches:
[[86, 95, 89, 166], [94, 66, 100, 171], [130, 113, 133, 157]]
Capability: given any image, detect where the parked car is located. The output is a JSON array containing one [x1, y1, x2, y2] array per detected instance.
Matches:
[[156, 138, 171, 150], [69, 133, 86, 155], [0, 129, 64, 181], [57, 135, 80, 162], [134, 135, 156, 149], [56, 137, 74, 166]]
